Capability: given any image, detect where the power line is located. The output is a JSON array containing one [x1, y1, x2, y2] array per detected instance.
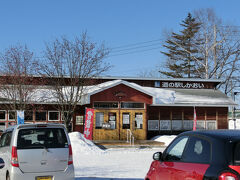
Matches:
[[108, 46, 162, 57], [110, 38, 163, 50], [110, 42, 162, 53]]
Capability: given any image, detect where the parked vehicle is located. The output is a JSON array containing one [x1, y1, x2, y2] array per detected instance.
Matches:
[[0, 123, 74, 180], [145, 130, 240, 180]]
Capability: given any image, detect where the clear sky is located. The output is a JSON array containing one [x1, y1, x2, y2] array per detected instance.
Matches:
[[1, 0, 240, 77]]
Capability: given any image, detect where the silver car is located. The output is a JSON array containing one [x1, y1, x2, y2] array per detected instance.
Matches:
[[0, 123, 74, 180]]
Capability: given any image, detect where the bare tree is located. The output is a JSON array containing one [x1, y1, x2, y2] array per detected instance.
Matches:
[[40, 33, 110, 131], [192, 8, 240, 94], [0, 45, 41, 113]]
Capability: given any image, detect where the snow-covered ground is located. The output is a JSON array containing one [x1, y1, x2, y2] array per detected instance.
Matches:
[[69, 132, 174, 180]]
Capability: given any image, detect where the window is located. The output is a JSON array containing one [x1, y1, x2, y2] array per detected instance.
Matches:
[[17, 128, 68, 149], [196, 121, 205, 130], [206, 121, 216, 130], [155, 81, 160, 87], [108, 112, 116, 129], [24, 111, 33, 121], [8, 111, 16, 121], [172, 120, 182, 130], [95, 112, 104, 129], [121, 102, 144, 109], [0, 132, 12, 147], [35, 111, 47, 121], [48, 111, 59, 121], [0, 111, 6, 121], [148, 120, 159, 131], [122, 113, 130, 129], [160, 120, 171, 130], [234, 142, 240, 165], [135, 113, 143, 129], [164, 136, 189, 161], [182, 136, 211, 163], [183, 120, 193, 130], [61, 112, 73, 122], [94, 102, 118, 109]]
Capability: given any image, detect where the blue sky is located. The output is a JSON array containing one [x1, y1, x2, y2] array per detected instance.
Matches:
[[1, 0, 240, 77]]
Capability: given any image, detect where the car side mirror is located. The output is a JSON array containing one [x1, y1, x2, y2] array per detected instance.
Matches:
[[153, 152, 162, 161], [0, 158, 5, 169]]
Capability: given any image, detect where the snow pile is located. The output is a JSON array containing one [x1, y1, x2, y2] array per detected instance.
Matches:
[[69, 132, 104, 154], [152, 135, 177, 146]]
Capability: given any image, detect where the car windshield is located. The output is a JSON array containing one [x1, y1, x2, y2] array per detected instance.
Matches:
[[17, 128, 68, 149]]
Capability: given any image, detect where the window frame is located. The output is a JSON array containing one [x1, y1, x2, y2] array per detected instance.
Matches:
[[163, 136, 189, 162], [0, 111, 6, 121], [35, 111, 47, 121], [135, 112, 143, 129], [122, 112, 130, 129], [120, 102, 145, 109], [8, 110, 16, 121], [181, 135, 211, 164], [61, 111, 73, 122], [48, 111, 60, 121], [95, 112, 104, 129], [0, 131, 12, 147], [94, 101, 119, 109], [24, 111, 34, 121]]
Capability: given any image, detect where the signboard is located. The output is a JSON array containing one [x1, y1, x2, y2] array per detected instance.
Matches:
[[135, 114, 143, 129], [102, 123, 111, 129], [17, 111, 24, 125], [160, 81, 205, 89], [84, 108, 94, 140], [123, 114, 130, 124], [148, 120, 159, 131], [76, 116, 84, 125], [160, 120, 171, 130], [109, 121, 116, 129]]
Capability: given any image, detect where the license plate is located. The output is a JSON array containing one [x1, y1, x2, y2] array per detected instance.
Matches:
[[36, 176, 52, 180]]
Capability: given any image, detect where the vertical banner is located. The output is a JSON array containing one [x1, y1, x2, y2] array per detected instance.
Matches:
[[17, 111, 24, 125], [84, 108, 94, 140], [193, 107, 197, 131]]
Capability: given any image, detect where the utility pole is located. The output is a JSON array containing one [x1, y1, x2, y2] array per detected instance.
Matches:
[[205, 32, 209, 79], [213, 25, 217, 79]]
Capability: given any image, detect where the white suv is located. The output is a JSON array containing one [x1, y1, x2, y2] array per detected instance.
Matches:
[[0, 123, 74, 180]]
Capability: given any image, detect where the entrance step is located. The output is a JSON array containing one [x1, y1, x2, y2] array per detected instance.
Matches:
[[93, 140, 165, 149]]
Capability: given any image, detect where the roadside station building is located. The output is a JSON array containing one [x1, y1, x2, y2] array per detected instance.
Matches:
[[0, 76, 236, 140]]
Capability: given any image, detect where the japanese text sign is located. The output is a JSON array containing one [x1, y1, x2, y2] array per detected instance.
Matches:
[[84, 108, 94, 140]]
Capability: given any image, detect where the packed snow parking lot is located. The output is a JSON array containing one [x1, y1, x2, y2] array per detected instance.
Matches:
[[69, 132, 175, 180]]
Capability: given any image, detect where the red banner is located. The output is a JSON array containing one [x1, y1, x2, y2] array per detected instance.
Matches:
[[193, 107, 197, 131], [84, 108, 94, 140]]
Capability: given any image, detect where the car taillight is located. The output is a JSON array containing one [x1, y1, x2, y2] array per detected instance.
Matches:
[[11, 146, 19, 167], [68, 145, 73, 165], [219, 172, 238, 180]]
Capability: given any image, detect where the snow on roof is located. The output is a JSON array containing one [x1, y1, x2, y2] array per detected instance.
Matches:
[[143, 87, 236, 107], [0, 80, 235, 107]]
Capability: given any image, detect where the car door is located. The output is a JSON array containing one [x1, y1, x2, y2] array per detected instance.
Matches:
[[0, 132, 12, 180], [170, 136, 211, 180], [152, 135, 189, 180]]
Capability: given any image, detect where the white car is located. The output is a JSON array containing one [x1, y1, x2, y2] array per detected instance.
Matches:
[[0, 123, 74, 180]]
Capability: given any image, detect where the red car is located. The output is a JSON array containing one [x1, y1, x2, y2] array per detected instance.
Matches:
[[145, 130, 240, 180]]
